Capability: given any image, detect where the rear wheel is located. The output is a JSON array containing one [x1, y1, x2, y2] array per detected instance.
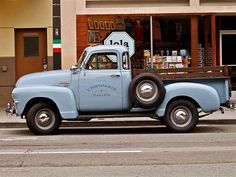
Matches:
[[164, 99, 199, 133], [26, 102, 61, 135]]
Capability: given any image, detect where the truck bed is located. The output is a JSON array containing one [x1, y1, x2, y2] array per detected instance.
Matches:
[[132, 66, 231, 105], [132, 66, 230, 80]]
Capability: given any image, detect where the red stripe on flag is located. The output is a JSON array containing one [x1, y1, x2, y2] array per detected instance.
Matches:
[[53, 48, 61, 53]]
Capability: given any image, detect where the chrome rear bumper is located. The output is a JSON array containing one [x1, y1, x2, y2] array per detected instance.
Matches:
[[220, 101, 235, 114], [227, 101, 235, 110]]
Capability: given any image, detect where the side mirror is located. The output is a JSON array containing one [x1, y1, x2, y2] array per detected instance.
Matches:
[[70, 65, 78, 73]]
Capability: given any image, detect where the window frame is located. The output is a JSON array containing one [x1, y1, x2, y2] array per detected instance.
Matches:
[[122, 52, 131, 70]]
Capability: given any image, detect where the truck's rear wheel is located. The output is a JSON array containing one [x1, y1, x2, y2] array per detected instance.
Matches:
[[26, 102, 61, 135], [129, 73, 165, 108], [164, 99, 199, 133]]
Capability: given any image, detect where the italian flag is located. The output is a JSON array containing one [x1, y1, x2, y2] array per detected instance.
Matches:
[[53, 40, 61, 53]]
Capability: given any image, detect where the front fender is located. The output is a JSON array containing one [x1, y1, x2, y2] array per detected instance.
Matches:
[[156, 82, 220, 117], [13, 86, 78, 119]]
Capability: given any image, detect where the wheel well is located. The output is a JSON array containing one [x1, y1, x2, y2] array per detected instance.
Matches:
[[22, 97, 59, 117], [167, 96, 200, 109]]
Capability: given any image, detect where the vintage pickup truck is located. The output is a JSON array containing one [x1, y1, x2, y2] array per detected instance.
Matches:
[[6, 45, 234, 135]]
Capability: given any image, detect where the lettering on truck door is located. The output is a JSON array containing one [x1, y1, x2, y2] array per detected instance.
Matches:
[[78, 52, 122, 111]]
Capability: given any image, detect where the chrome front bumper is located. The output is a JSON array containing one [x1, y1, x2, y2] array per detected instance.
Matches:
[[6, 103, 16, 115]]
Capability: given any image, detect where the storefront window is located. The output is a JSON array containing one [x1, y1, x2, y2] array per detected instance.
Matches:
[[149, 16, 191, 69], [79, 15, 192, 69]]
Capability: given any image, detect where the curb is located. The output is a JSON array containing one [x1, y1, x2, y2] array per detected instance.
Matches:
[[0, 119, 236, 129]]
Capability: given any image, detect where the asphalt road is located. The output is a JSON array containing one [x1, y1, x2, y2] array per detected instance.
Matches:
[[0, 123, 236, 177]]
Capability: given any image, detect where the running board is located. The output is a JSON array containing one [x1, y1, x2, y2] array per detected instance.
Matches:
[[70, 112, 156, 121]]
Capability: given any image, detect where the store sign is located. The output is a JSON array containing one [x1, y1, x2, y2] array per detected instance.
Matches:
[[104, 32, 135, 57]]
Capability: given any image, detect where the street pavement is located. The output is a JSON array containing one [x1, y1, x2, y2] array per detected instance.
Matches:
[[0, 91, 235, 128], [1, 119, 236, 177], [0, 92, 235, 177]]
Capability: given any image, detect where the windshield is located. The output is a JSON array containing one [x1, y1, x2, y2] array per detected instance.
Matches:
[[77, 50, 87, 68]]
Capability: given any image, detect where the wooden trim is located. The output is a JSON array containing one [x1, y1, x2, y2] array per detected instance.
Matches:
[[204, 17, 209, 66], [211, 14, 217, 66], [85, 13, 216, 18], [132, 66, 230, 80], [191, 16, 198, 67], [76, 15, 89, 59], [216, 16, 221, 66]]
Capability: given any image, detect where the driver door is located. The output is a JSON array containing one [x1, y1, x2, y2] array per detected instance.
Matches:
[[78, 52, 122, 112]]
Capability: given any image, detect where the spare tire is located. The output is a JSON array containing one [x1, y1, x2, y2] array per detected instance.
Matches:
[[129, 73, 166, 109]]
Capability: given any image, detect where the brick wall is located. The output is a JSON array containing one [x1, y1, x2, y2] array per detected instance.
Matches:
[[77, 15, 89, 60]]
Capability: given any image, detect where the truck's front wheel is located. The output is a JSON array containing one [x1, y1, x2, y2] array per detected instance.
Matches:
[[26, 102, 61, 135], [164, 99, 199, 133]]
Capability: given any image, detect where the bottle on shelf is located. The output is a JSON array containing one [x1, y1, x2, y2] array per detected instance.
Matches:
[[166, 48, 170, 56]]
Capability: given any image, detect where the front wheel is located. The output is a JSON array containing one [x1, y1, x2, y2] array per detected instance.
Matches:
[[164, 99, 199, 133], [26, 102, 62, 135]]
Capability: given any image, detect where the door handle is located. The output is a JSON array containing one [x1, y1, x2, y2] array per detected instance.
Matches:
[[110, 74, 120, 77]]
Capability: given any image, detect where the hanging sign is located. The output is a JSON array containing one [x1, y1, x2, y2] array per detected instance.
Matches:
[[104, 32, 135, 57]]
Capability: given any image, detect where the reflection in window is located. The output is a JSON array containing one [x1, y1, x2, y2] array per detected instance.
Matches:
[[86, 53, 118, 70], [24, 37, 39, 57]]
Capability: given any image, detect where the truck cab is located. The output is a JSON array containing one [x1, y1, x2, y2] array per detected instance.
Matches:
[[74, 45, 132, 112]]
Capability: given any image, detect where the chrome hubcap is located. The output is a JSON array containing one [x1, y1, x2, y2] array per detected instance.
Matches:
[[140, 84, 153, 98], [171, 107, 192, 127], [175, 110, 187, 124], [35, 109, 55, 130], [137, 80, 158, 102], [39, 113, 50, 124]]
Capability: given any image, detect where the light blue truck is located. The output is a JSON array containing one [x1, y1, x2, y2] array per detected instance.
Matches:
[[6, 45, 234, 135]]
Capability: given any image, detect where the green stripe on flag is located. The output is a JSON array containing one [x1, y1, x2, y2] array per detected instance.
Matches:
[[53, 39, 61, 44]]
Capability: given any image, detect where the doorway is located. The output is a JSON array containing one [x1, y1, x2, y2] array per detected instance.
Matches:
[[220, 30, 236, 66], [220, 30, 236, 90], [15, 29, 47, 80]]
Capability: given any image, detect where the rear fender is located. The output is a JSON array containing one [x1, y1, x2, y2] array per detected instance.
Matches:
[[13, 86, 78, 119], [155, 82, 220, 117]]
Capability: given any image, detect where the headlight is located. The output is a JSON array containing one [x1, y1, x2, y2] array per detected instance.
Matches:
[[12, 93, 15, 100]]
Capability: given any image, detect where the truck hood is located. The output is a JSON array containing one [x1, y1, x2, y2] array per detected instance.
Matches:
[[16, 70, 72, 88]]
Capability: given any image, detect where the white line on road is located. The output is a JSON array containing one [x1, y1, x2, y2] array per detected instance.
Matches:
[[150, 146, 236, 153], [0, 137, 38, 141], [0, 145, 236, 155], [0, 150, 142, 155]]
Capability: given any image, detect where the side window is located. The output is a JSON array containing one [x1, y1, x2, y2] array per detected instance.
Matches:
[[122, 52, 131, 70], [86, 52, 118, 70]]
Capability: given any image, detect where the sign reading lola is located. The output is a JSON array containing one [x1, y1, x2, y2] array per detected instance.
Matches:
[[104, 32, 135, 57]]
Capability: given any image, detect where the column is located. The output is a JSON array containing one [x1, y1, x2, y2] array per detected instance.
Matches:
[[53, 0, 61, 69], [211, 14, 217, 66], [190, 0, 200, 6], [191, 16, 199, 67]]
